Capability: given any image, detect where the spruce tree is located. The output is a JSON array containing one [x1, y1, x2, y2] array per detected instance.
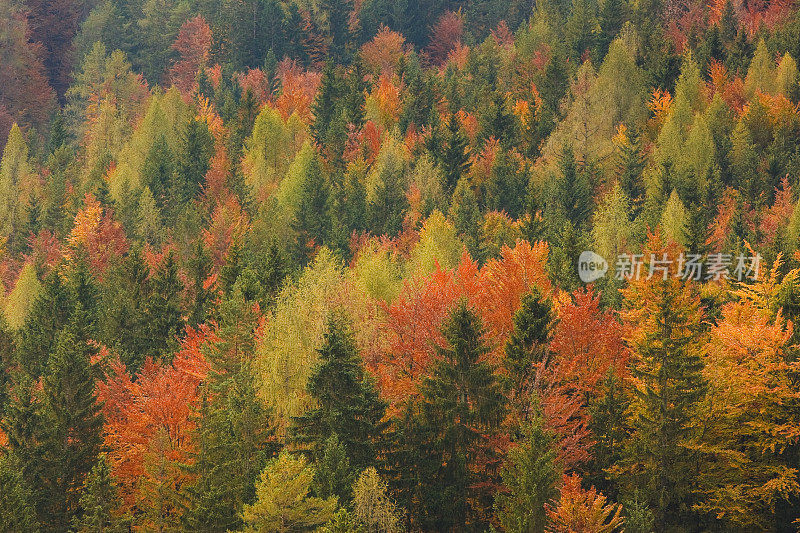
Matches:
[[416, 301, 506, 531], [142, 134, 175, 210], [37, 322, 104, 531], [185, 286, 276, 532], [313, 433, 353, 502], [495, 406, 560, 533], [170, 116, 214, 215], [145, 252, 185, 361], [441, 114, 470, 194], [293, 313, 387, 474], [293, 155, 332, 263], [620, 251, 707, 530], [72, 454, 127, 533], [16, 269, 74, 377], [0, 452, 40, 532], [311, 62, 343, 146], [505, 289, 555, 413]]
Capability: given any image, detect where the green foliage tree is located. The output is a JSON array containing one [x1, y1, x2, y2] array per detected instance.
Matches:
[[414, 301, 506, 530], [495, 407, 560, 533], [240, 451, 337, 533], [0, 452, 40, 532], [293, 314, 386, 474], [186, 286, 276, 532], [440, 115, 471, 194], [72, 454, 127, 533]]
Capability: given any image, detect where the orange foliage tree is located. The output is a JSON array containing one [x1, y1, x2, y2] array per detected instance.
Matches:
[[96, 327, 212, 526], [168, 15, 212, 95]]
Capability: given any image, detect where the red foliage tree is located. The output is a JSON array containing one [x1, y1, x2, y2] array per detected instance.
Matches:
[[426, 10, 464, 66], [168, 15, 213, 95]]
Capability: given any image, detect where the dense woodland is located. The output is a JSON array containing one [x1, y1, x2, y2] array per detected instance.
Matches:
[[7, 0, 800, 531]]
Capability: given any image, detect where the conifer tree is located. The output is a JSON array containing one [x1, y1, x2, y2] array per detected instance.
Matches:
[[505, 288, 554, 413], [293, 313, 386, 473], [145, 252, 185, 361], [293, 155, 332, 263], [170, 116, 214, 214], [16, 270, 74, 377], [312, 62, 344, 146], [72, 454, 127, 533], [240, 452, 337, 533], [0, 124, 32, 243], [495, 406, 560, 533], [441, 114, 470, 194], [314, 433, 353, 502], [142, 134, 175, 210], [415, 301, 506, 530], [185, 285, 276, 532], [619, 238, 707, 530], [37, 323, 104, 531], [0, 452, 40, 532]]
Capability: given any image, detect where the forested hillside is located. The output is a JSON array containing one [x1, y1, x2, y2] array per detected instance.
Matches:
[[4, 0, 800, 531]]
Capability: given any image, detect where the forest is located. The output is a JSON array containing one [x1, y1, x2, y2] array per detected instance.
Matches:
[[5, 0, 800, 531]]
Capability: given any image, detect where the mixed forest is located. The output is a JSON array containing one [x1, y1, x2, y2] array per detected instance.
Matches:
[[7, 0, 800, 531]]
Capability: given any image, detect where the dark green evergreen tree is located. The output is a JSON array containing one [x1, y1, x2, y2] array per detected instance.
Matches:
[[415, 301, 506, 531], [504, 288, 554, 412], [293, 313, 386, 474], [71, 454, 127, 533], [142, 134, 175, 210], [170, 117, 214, 214], [16, 269, 74, 377], [36, 323, 104, 531], [184, 285, 276, 532], [495, 405, 560, 533], [313, 433, 353, 502], [441, 114, 471, 194], [0, 452, 40, 532], [293, 155, 332, 263], [145, 252, 185, 362]]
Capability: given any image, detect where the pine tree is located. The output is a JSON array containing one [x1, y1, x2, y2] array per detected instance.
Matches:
[[142, 134, 175, 210], [293, 313, 386, 473], [99, 247, 153, 372], [185, 285, 276, 532], [170, 116, 214, 215], [188, 240, 214, 328], [37, 322, 104, 531], [556, 145, 593, 229], [240, 452, 337, 533], [505, 288, 555, 414], [312, 62, 344, 146], [0, 452, 40, 532], [72, 454, 127, 533], [293, 155, 332, 263], [441, 114, 470, 194], [415, 301, 506, 530], [15, 270, 74, 377], [145, 252, 185, 362], [314, 433, 353, 502], [620, 239, 707, 530], [495, 406, 560, 533]]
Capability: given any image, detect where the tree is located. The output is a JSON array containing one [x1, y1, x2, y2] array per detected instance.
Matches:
[[546, 473, 625, 533], [72, 454, 127, 533], [145, 252, 185, 361], [504, 288, 554, 413], [314, 433, 353, 502], [4, 263, 42, 331], [293, 314, 386, 473], [0, 452, 39, 532], [168, 15, 212, 95], [15, 270, 75, 377], [240, 452, 337, 533], [185, 286, 277, 532], [441, 114, 470, 194], [36, 323, 104, 531], [292, 155, 332, 263], [619, 235, 707, 530], [352, 467, 403, 533], [0, 123, 33, 244], [495, 407, 560, 533], [415, 301, 506, 530]]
